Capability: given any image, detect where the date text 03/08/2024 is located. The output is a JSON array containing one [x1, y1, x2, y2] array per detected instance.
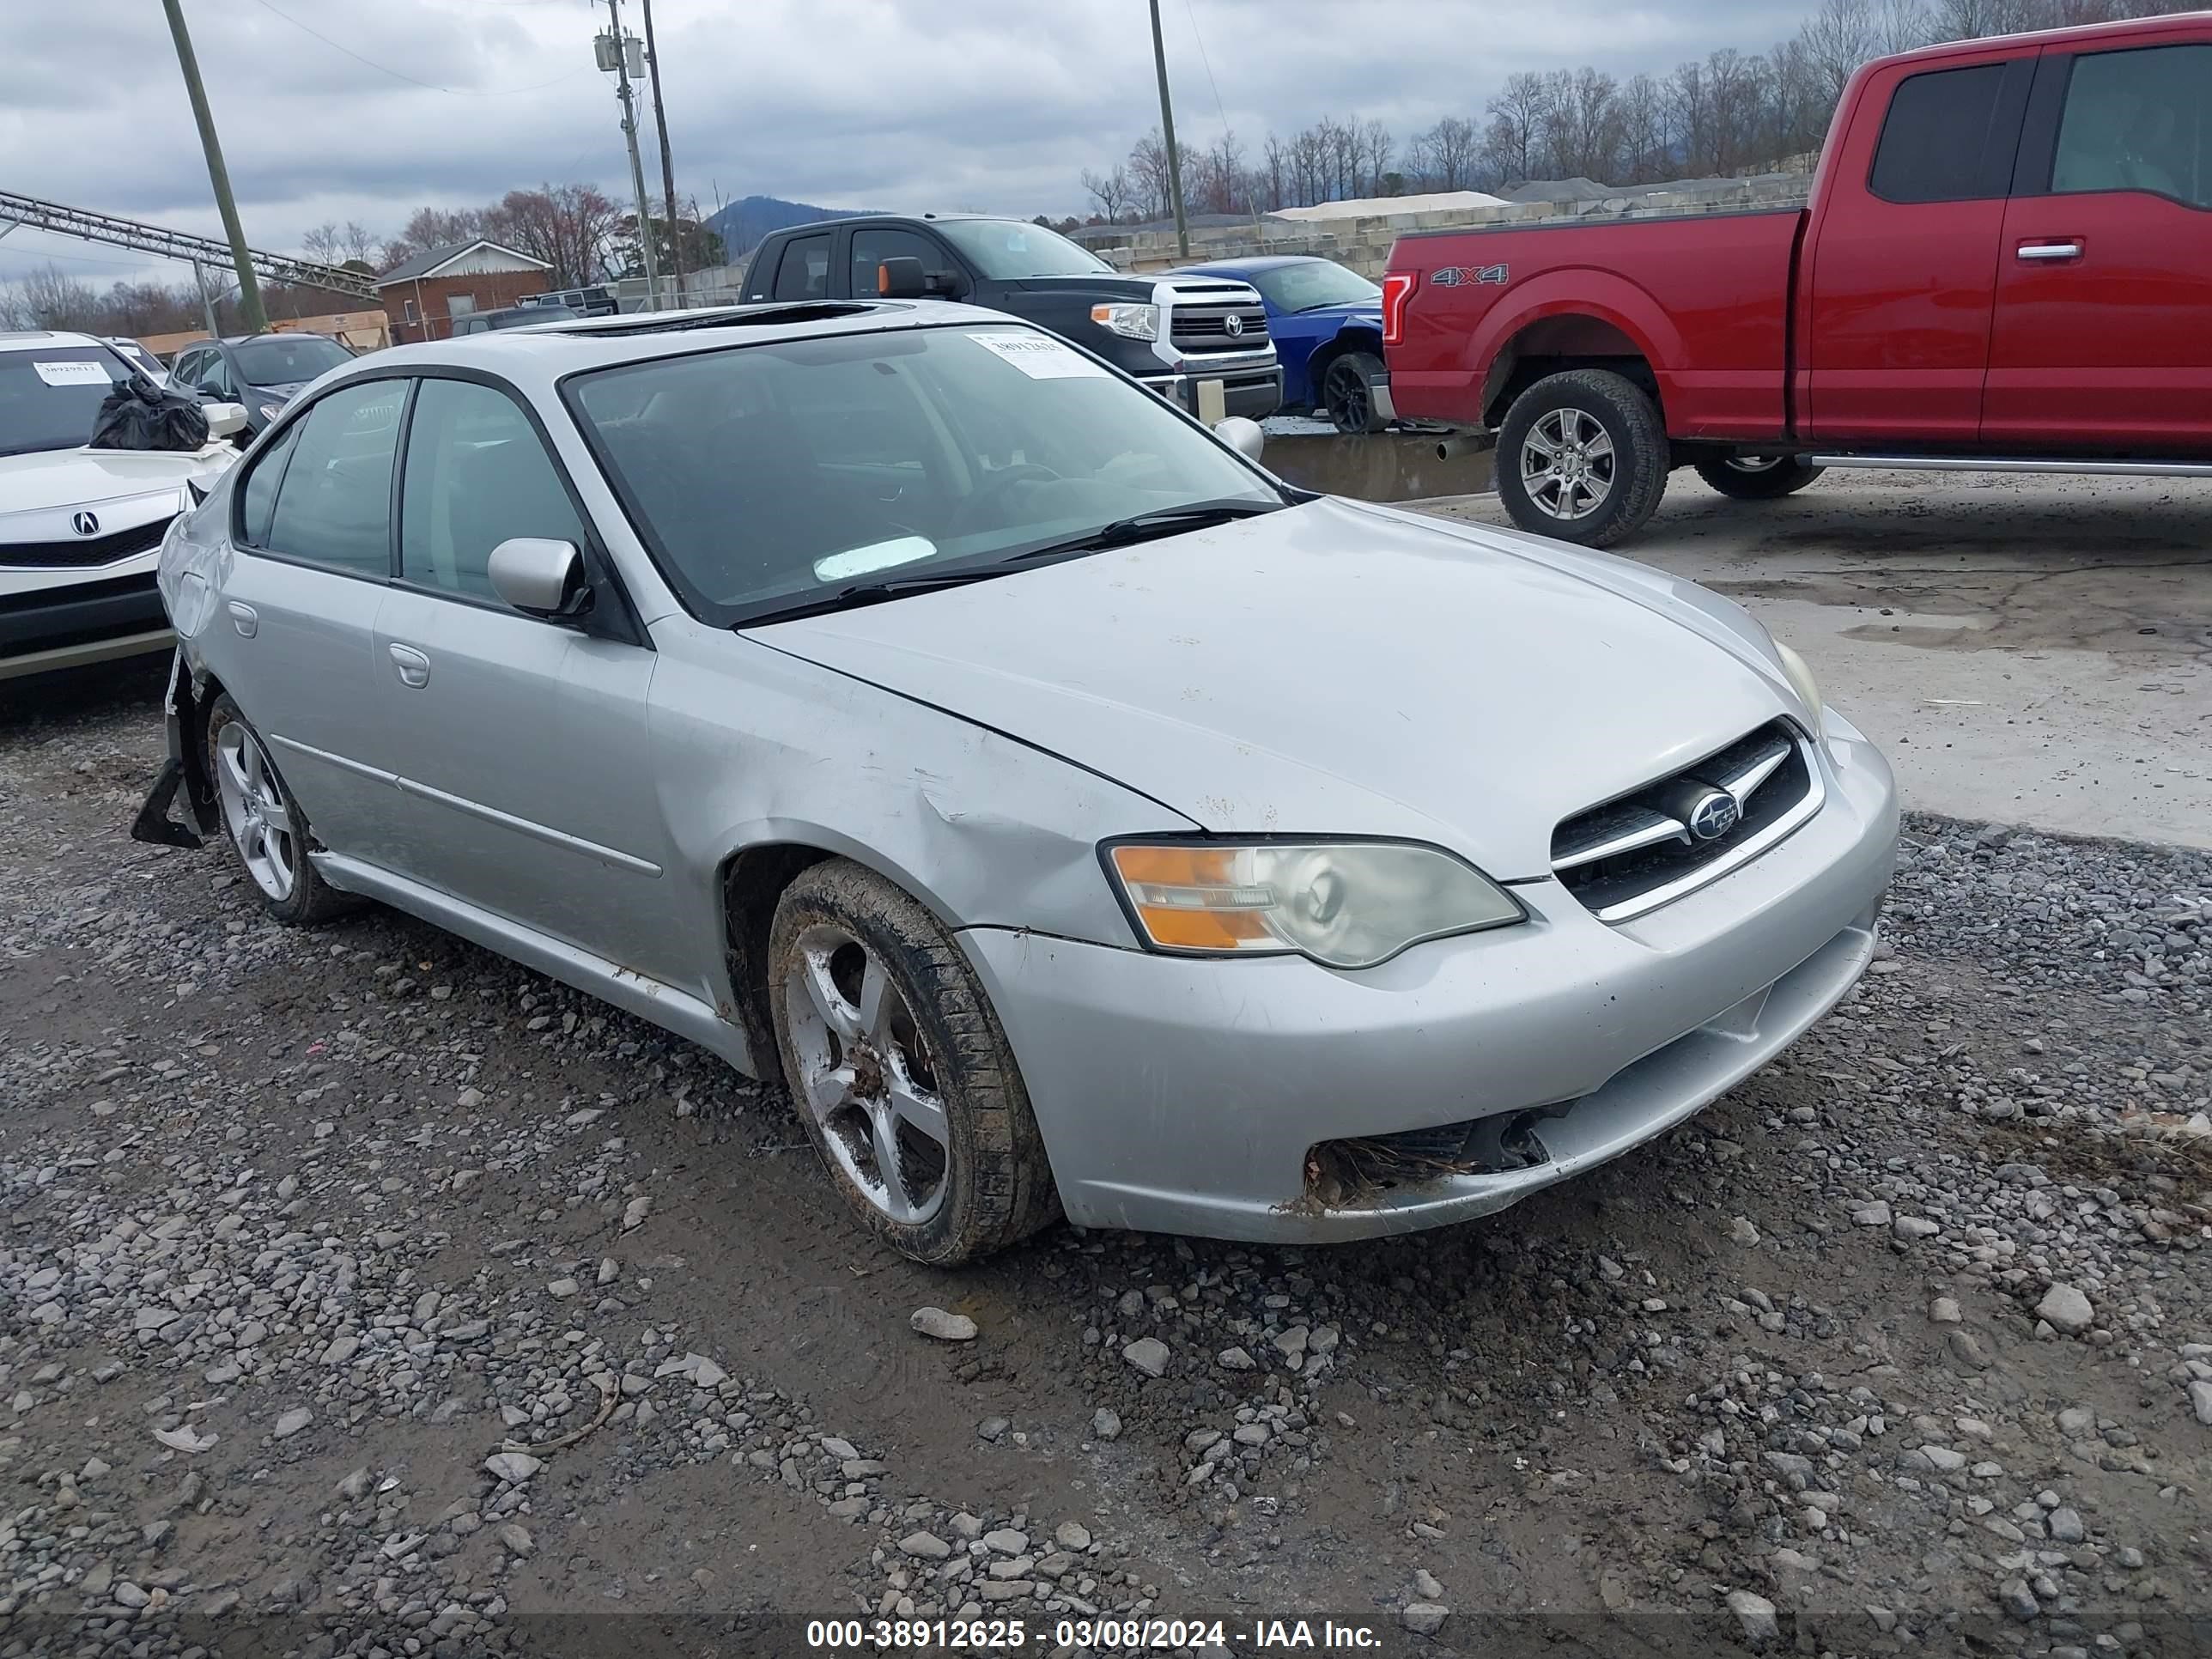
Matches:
[[805, 1617, 1386, 1649]]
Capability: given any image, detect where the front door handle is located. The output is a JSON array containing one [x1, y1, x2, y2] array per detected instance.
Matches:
[[226, 601, 258, 638], [2017, 241, 2083, 261], [387, 642, 431, 688]]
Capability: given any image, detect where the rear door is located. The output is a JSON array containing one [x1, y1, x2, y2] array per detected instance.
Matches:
[[364, 373, 679, 980], [214, 378, 406, 847], [1983, 38, 2212, 450], [1803, 51, 2033, 444]]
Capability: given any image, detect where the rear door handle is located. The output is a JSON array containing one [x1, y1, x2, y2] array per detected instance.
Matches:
[[226, 601, 258, 638], [387, 642, 431, 688], [2017, 241, 2083, 261]]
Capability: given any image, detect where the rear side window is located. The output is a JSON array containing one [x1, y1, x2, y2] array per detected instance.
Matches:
[[2052, 44, 2210, 208], [1869, 64, 2014, 204], [398, 378, 586, 600], [237, 422, 301, 546], [264, 379, 407, 576], [773, 234, 832, 301]]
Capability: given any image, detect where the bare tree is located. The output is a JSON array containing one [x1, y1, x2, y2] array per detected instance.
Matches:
[[1080, 165, 1133, 222], [1127, 130, 1173, 221], [12, 264, 103, 331], [486, 184, 623, 287], [1485, 72, 1547, 184], [1359, 118, 1394, 196], [1407, 114, 1480, 190]]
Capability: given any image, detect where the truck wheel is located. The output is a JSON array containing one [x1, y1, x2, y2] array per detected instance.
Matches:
[[1496, 370, 1669, 548], [768, 858, 1060, 1267], [1319, 350, 1388, 434], [1693, 454, 1826, 500]]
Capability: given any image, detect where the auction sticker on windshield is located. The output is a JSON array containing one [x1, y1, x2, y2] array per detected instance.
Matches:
[[968, 332, 1107, 380], [33, 361, 113, 386]]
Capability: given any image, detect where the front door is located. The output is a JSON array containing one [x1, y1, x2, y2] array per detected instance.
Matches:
[[1803, 53, 2032, 446], [1983, 40, 2212, 450], [362, 374, 681, 981]]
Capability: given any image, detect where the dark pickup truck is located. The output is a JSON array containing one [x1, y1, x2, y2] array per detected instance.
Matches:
[[744, 215, 1283, 420]]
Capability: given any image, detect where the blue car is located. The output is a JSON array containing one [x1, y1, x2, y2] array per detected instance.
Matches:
[[1170, 256, 1390, 433]]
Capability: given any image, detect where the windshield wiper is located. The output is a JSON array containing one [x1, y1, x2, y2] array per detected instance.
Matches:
[[732, 563, 1017, 627], [1007, 499, 1284, 562]]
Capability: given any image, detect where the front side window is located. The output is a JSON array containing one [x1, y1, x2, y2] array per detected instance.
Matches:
[[238, 422, 302, 546], [400, 378, 586, 600], [568, 325, 1280, 626], [2052, 44, 2209, 207], [0, 344, 130, 458], [1869, 63, 2013, 204], [196, 354, 236, 398], [933, 218, 1113, 279], [773, 234, 832, 301], [264, 379, 407, 576], [851, 228, 944, 295]]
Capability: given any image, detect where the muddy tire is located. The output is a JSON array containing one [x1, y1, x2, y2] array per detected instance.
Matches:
[[1693, 453, 1826, 500], [1320, 349, 1388, 434], [1496, 368, 1669, 548], [767, 859, 1059, 1267], [204, 693, 358, 927]]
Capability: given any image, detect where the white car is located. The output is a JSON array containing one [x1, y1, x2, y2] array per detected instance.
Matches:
[[1, 331, 246, 680]]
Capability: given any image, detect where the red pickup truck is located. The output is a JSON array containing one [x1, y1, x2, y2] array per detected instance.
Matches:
[[1382, 13, 2212, 545]]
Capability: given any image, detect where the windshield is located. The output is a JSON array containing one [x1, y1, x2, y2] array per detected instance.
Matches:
[[1249, 260, 1380, 313], [0, 345, 129, 459], [568, 325, 1281, 626], [933, 218, 1114, 279], [230, 334, 352, 385]]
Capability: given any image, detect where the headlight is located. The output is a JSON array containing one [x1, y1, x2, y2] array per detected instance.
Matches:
[[1090, 303, 1160, 342], [1772, 640, 1825, 733], [258, 403, 283, 422], [1104, 841, 1525, 969]]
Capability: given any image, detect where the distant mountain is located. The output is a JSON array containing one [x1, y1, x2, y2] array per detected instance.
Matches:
[[704, 195, 878, 258]]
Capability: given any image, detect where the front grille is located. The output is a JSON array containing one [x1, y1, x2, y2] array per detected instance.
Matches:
[[1169, 303, 1269, 354], [1551, 720, 1817, 920], [0, 514, 173, 570]]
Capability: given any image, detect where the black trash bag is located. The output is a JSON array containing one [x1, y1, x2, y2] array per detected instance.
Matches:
[[88, 374, 211, 453]]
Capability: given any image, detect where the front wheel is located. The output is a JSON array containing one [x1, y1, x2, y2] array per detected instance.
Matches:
[[1692, 453, 1826, 500], [767, 859, 1059, 1266], [1495, 369, 1669, 548], [1320, 350, 1388, 434]]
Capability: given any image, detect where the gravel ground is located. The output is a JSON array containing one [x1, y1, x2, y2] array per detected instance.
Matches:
[[3, 665, 2209, 1659]]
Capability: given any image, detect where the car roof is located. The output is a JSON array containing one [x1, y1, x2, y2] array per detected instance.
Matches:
[[0, 329, 107, 355], [1175, 256, 1316, 274], [307, 299, 1030, 396]]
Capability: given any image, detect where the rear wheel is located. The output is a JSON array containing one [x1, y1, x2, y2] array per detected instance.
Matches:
[[204, 693, 356, 927], [1495, 369, 1669, 548], [1319, 349, 1388, 434], [767, 859, 1058, 1266], [1692, 453, 1826, 500]]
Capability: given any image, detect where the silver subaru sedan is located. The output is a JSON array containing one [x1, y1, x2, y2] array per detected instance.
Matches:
[[136, 300, 1897, 1265]]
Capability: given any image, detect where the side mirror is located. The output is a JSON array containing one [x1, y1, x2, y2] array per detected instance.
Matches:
[[204, 402, 247, 440], [489, 538, 589, 619], [1215, 415, 1266, 463], [875, 256, 928, 300]]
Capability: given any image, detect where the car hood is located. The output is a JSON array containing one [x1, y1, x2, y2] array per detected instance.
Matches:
[[755, 500, 1805, 878], [1287, 301, 1382, 324], [0, 442, 236, 516]]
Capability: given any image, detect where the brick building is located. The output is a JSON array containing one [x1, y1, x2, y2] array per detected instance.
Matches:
[[374, 240, 554, 343]]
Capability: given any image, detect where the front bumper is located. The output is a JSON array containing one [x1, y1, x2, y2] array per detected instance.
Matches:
[[960, 715, 1897, 1243], [0, 572, 171, 681], [1140, 362, 1284, 421]]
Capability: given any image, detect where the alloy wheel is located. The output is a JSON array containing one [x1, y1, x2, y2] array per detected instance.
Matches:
[[783, 923, 951, 1225], [1325, 361, 1373, 433], [214, 720, 297, 902], [1724, 455, 1786, 474], [1520, 407, 1617, 521]]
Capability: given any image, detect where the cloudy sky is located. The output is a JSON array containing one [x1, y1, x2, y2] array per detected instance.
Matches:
[[3, 0, 1817, 291]]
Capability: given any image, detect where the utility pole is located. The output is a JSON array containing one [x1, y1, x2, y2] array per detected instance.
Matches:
[[639, 0, 685, 301], [163, 0, 266, 332], [190, 259, 218, 337], [1147, 0, 1190, 258], [598, 0, 661, 307]]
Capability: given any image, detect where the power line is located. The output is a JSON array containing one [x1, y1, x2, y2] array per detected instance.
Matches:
[[246, 0, 592, 96]]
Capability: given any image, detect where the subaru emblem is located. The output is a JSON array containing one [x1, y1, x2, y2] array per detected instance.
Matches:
[[1686, 789, 1741, 842], [72, 510, 100, 537], [1224, 313, 1243, 336]]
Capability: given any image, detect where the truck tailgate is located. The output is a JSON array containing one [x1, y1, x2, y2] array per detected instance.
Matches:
[[1387, 210, 1807, 440]]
